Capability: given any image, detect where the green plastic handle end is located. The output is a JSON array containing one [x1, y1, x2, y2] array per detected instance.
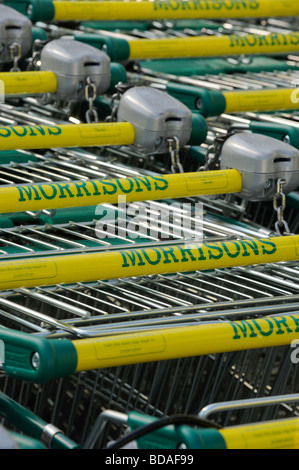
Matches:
[[74, 33, 130, 62], [0, 328, 77, 383], [3, 0, 55, 23], [109, 63, 128, 93], [249, 121, 299, 149], [128, 411, 227, 449], [189, 114, 208, 146], [166, 82, 226, 118]]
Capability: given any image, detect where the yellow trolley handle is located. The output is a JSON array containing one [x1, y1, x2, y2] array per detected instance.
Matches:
[[2, 310, 299, 383], [219, 417, 299, 449], [0, 71, 57, 95], [51, 0, 299, 22], [71, 311, 299, 372], [0, 122, 135, 151], [223, 88, 299, 114], [127, 31, 299, 60], [0, 169, 242, 213], [0, 234, 298, 291]]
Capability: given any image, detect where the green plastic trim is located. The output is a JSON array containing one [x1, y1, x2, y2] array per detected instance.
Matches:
[[80, 21, 150, 32], [74, 33, 130, 62], [166, 82, 226, 118], [3, 0, 55, 22], [128, 412, 226, 449], [38, 205, 103, 224], [94, 96, 114, 120], [139, 56, 299, 76], [109, 63, 127, 93], [286, 192, 299, 210], [128, 412, 180, 449], [189, 114, 208, 146], [188, 146, 207, 164], [0, 393, 80, 449], [31, 26, 48, 43], [0, 150, 38, 164], [0, 327, 78, 383], [249, 122, 299, 149], [176, 426, 227, 449]]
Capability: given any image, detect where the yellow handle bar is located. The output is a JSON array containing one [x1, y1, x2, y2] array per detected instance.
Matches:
[[52, 0, 299, 21], [220, 417, 299, 449], [0, 122, 135, 151], [128, 31, 299, 59], [0, 170, 242, 213], [72, 312, 299, 371], [0, 234, 298, 290], [223, 88, 299, 113], [0, 71, 57, 95]]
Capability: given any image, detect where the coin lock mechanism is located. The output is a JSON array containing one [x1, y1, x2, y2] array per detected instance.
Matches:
[[39, 38, 111, 102], [0, 4, 32, 67], [117, 86, 192, 155], [220, 133, 299, 201]]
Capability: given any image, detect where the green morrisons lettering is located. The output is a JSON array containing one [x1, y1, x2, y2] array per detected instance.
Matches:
[[229, 32, 299, 49], [121, 238, 277, 268], [0, 125, 62, 138], [153, 0, 259, 11], [231, 315, 299, 341], [16, 176, 169, 203]]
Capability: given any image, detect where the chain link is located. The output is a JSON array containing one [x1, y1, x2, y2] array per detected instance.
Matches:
[[167, 136, 183, 173], [85, 77, 99, 124], [198, 132, 233, 171], [9, 43, 21, 72], [273, 178, 290, 236], [105, 83, 133, 122], [26, 39, 47, 71], [105, 90, 121, 122]]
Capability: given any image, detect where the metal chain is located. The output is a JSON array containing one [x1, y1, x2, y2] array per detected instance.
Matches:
[[105, 90, 121, 122], [105, 83, 133, 122], [9, 43, 21, 72], [273, 178, 291, 236], [199, 132, 233, 171], [26, 39, 47, 71], [167, 136, 183, 173], [85, 77, 99, 124]]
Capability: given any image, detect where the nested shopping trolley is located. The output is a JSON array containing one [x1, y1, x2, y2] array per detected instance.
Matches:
[[0, 6, 298, 449], [0, 148, 297, 448]]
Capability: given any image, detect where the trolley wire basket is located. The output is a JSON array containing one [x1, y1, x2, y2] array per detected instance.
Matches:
[[0, 187, 299, 448], [0, 10, 299, 450]]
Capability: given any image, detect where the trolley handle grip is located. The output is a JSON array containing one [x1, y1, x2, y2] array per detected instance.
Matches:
[[0, 327, 77, 383], [166, 82, 226, 118], [249, 121, 299, 149]]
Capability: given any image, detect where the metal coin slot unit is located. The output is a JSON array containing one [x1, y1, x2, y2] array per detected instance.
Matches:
[[0, 4, 32, 69]]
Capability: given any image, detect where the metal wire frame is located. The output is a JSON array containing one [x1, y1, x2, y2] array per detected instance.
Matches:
[[1, 204, 299, 448], [0, 103, 296, 447], [0, 19, 298, 447]]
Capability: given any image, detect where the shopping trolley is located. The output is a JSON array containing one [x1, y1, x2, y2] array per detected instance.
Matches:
[[85, 395, 299, 449], [0, 149, 298, 447], [0, 5, 298, 450]]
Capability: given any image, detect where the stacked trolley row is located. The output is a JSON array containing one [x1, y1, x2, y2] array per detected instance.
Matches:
[[0, 0, 298, 449]]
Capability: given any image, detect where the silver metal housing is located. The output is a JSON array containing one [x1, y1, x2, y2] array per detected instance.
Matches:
[[40, 38, 111, 101], [0, 5, 32, 64], [117, 86, 192, 154], [220, 132, 299, 201]]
